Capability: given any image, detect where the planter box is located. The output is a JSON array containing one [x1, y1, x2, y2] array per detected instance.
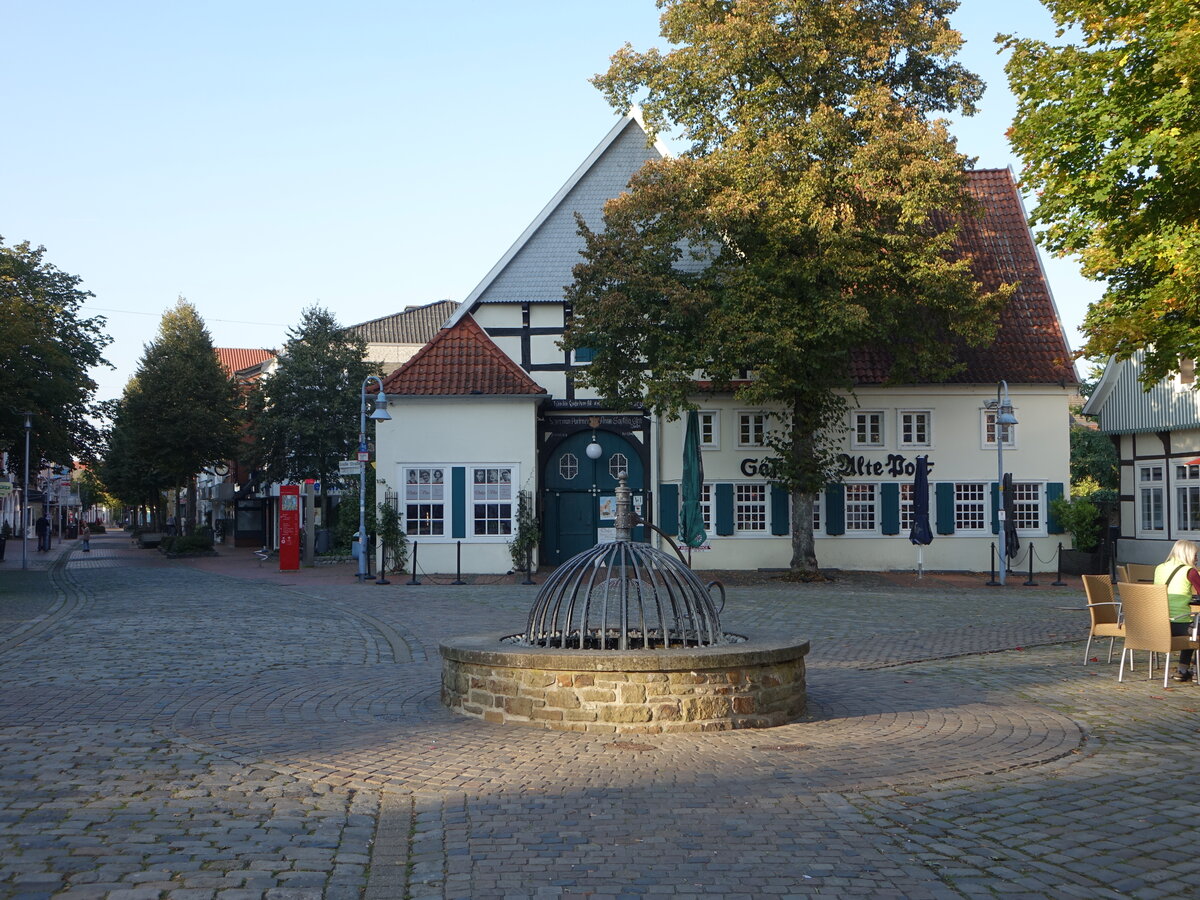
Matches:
[[136, 532, 163, 549], [1059, 547, 1106, 576]]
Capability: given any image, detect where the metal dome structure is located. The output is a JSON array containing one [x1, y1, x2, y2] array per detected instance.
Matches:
[[519, 475, 726, 650]]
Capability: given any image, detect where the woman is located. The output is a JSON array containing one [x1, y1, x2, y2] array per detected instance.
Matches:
[[79, 521, 90, 553], [1153, 539, 1200, 681]]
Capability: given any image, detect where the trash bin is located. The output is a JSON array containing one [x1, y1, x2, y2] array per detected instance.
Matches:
[[67, 523, 78, 539], [351, 536, 362, 561], [315, 528, 332, 554]]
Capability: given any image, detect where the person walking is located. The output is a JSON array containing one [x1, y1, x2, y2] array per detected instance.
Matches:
[[80, 521, 90, 553], [34, 513, 50, 552]]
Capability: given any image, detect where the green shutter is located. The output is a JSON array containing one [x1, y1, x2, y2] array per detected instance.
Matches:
[[770, 484, 790, 536], [935, 483, 955, 534], [825, 483, 845, 536], [659, 483, 679, 536], [452, 467, 466, 539], [881, 482, 900, 535], [715, 483, 735, 535], [1046, 482, 1065, 533], [991, 482, 1000, 535]]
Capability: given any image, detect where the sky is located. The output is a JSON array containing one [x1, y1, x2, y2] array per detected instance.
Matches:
[[2, 0, 1099, 405]]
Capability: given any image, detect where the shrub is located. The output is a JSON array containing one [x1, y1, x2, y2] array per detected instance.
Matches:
[[1050, 494, 1101, 553], [87, 522, 106, 534], [166, 534, 214, 555]]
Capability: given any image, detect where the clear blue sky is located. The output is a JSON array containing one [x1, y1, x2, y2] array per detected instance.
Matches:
[[2, 0, 1098, 404]]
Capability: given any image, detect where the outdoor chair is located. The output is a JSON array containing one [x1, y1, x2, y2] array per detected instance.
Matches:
[[1115, 565, 1130, 584], [1126, 563, 1158, 583], [1116, 583, 1200, 687], [1081, 574, 1124, 664]]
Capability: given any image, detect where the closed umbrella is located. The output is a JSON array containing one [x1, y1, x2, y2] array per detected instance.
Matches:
[[680, 410, 708, 553], [909, 455, 933, 577], [1002, 472, 1020, 560]]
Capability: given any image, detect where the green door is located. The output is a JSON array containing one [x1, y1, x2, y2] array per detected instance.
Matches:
[[542, 430, 645, 565]]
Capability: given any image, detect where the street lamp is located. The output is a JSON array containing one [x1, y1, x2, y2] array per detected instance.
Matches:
[[988, 381, 1019, 585], [21, 413, 31, 571], [357, 376, 392, 583]]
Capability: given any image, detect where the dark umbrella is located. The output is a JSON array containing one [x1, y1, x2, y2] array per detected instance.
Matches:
[[909, 455, 933, 577], [680, 410, 708, 552], [1002, 472, 1020, 560]]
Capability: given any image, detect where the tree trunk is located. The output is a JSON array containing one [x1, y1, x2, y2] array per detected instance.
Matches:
[[787, 409, 821, 576]]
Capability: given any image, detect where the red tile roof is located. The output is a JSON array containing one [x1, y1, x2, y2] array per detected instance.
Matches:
[[851, 169, 1077, 386], [214, 348, 275, 376], [380, 314, 547, 396]]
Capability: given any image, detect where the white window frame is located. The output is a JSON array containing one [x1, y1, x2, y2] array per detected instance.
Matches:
[[898, 409, 932, 449], [734, 483, 769, 534], [470, 464, 517, 541], [954, 482, 989, 534], [1174, 462, 1200, 535], [1011, 481, 1046, 536], [851, 411, 885, 449], [900, 482, 916, 532], [700, 483, 713, 532], [844, 483, 878, 533], [812, 492, 821, 534], [1138, 463, 1166, 536], [698, 410, 720, 450], [737, 411, 767, 448], [403, 466, 447, 538], [981, 410, 1017, 450]]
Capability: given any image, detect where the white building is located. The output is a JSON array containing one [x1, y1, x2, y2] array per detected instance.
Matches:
[[1082, 352, 1200, 565], [374, 112, 1078, 574]]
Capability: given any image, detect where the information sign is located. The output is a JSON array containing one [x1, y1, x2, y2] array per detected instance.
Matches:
[[278, 484, 301, 571]]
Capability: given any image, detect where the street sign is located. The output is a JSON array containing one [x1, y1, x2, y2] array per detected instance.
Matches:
[[0, 482, 12, 499], [357, 450, 370, 462], [339, 460, 360, 475]]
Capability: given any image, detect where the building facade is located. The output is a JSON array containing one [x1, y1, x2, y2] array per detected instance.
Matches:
[[374, 112, 1078, 574], [1082, 352, 1200, 565]]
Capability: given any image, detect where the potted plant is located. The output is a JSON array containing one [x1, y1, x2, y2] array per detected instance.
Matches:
[[508, 490, 539, 583], [1051, 482, 1106, 575]]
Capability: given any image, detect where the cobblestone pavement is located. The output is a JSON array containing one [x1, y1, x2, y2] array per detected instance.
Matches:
[[1, 533, 1198, 899]]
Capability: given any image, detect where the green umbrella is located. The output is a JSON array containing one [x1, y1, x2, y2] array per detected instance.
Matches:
[[681, 410, 707, 549]]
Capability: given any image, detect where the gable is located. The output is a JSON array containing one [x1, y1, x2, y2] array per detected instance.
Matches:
[[1083, 351, 1200, 434], [448, 113, 666, 325]]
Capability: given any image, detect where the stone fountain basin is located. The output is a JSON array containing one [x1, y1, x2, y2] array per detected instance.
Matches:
[[440, 632, 809, 734]]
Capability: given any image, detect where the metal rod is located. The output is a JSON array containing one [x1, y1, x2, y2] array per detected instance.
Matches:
[[452, 540, 465, 584], [406, 542, 420, 585], [22, 413, 31, 570], [1052, 542, 1066, 586], [986, 542, 999, 586], [1024, 541, 1038, 586]]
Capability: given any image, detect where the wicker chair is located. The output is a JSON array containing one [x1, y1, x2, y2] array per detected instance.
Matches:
[[1126, 563, 1158, 583], [1081, 574, 1124, 665], [1116, 582, 1199, 686], [1115, 565, 1130, 584]]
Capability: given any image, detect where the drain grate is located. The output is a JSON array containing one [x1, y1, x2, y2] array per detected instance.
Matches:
[[754, 744, 810, 752]]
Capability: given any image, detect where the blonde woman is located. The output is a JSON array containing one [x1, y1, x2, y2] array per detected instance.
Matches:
[[1153, 539, 1200, 681]]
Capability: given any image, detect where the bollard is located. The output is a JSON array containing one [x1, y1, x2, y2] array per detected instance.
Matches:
[[521, 546, 535, 585], [1052, 542, 1066, 586], [407, 542, 421, 585], [451, 541, 466, 585], [986, 542, 999, 586], [1024, 541, 1038, 586]]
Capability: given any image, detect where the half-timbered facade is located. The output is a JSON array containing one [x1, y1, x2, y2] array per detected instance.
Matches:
[[374, 112, 1078, 574]]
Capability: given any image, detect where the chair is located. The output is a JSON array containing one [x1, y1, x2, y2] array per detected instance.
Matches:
[[1081, 574, 1124, 664], [1126, 563, 1158, 583], [1116, 583, 1200, 686], [1115, 565, 1130, 584]]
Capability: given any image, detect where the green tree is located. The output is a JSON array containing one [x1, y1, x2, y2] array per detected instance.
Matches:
[[1001, 0, 1200, 385], [103, 299, 242, 527], [1069, 426, 1119, 490], [565, 0, 1009, 576], [0, 238, 111, 470], [250, 305, 378, 519]]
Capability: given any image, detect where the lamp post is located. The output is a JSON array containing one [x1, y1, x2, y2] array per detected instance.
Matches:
[[357, 376, 392, 583], [22, 412, 31, 570], [989, 382, 1019, 586]]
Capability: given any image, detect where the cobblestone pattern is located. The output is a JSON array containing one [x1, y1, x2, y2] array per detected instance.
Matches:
[[1, 534, 1197, 898]]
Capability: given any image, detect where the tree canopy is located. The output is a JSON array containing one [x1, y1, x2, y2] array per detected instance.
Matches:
[[564, 0, 1009, 574], [102, 299, 242, 517], [1001, 0, 1200, 384], [249, 306, 377, 509], [0, 238, 111, 470]]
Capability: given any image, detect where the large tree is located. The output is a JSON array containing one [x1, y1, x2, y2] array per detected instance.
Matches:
[[103, 299, 242, 526], [564, 0, 1009, 575], [0, 238, 111, 470], [249, 305, 378, 518], [1002, 0, 1199, 385]]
